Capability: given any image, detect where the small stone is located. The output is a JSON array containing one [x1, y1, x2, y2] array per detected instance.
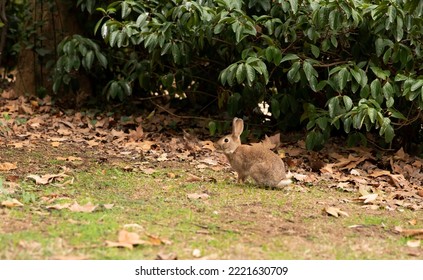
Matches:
[[192, 248, 201, 258]]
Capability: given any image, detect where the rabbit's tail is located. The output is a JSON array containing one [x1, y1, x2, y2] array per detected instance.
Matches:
[[277, 178, 292, 187]]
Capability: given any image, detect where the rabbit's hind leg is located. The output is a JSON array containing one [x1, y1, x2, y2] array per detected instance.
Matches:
[[249, 163, 279, 187]]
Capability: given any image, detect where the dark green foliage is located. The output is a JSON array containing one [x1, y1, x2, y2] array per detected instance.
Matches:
[[49, 0, 422, 151]]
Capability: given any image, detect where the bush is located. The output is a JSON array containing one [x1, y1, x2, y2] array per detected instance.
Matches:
[[51, 0, 422, 151]]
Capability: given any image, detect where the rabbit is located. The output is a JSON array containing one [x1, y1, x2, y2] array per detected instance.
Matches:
[[214, 117, 291, 187]]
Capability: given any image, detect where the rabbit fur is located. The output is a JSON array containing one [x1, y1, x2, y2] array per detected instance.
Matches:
[[215, 117, 291, 187]]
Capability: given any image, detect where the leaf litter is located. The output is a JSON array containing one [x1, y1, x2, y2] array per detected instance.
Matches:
[[105, 229, 171, 250]]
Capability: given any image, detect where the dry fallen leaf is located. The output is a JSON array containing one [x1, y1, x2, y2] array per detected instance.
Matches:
[[320, 163, 334, 174], [350, 169, 361, 176], [128, 125, 144, 141], [324, 206, 349, 218], [56, 156, 83, 162], [292, 173, 308, 181], [68, 202, 98, 213], [167, 172, 176, 179], [156, 252, 178, 260], [1, 181, 19, 194], [359, 193, 378, 204], [186, 174, 202, 182], [46, 203, 72, 210], [201, 140, 215, 151], [408, 219, 417, 226], [187, 193, 210, 200], [1, 198, 24, 208], [118, 230, 143, 245], [19, 240, 42, 251], [27, 173, 67, 185], [157, 153, 168, 162], [103, 203, 114, 210], [105, 240, 134, 250], [105, 230, 152, 249], [407, 240, 421, 248], [51, 141, 61, 147], [139, 167, 156, 175], [146, 234, 164, 246], [199, 158, 218, 166], [0, 162, 18, 171], [394, 226, 423, 238]]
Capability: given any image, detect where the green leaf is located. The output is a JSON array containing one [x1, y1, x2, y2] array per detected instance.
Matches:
[[310, 44, 320, 58], [343, 95, 353, 111], [336, 68, 349, 91], [386, 97, 394, 108], [121, 1, 131, 19], [375, 38, 393, 57], [330, 36, 338, 48], [214, 23, 225, 34], [353, 109, 366, 129], [53, 79, 61, 93], [382, 81, 394, 98], [171, 43, 181, 64], [360, 84, 370, 98], [84, 50, 94, 70], [387, 5, 396, 24], [327, 97, 340, 118], [388, 108, 406, 120], [350, 67, 361, 85], [136, 13, 148, 27], [245, 64, 256, 86], [161, 73, 174, 88], [288, 0, 298, 14], [383, 48, 392, 64], [305, 131, 325, 151], [236, 63, 246, 84], [280, 54, 299, 63], [208, 121, 217, 136], [370, 66, 390, 80], [271, 98, 280, 119], [394, 73, 408, 82], [109, 30, 119, 47], [303, 60, 318, 83], [95, 52, 108, 68], [329, 10, 340, 30], [380, 118, 394, 143], [343, 117, 352, 133], [358, 68, 368, 87], [265, 46, 282, 65], [94, 17, 105, 35], [287, 61, 301, 83], [367, 108, 377, 123], [316, 117, 328, 131], [396, 17, 403, 42], [370, 79, 382, 99], [410, 79, 423, 92], [225, 64, 238, 86]]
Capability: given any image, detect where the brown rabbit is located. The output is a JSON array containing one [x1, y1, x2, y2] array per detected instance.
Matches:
[[215, 117, 291, 187]]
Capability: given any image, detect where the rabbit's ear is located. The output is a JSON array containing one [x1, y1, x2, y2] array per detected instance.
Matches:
[[232, 117, 244, 137]]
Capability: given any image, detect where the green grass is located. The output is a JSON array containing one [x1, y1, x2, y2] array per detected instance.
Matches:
[[1, 163, 421, 260]]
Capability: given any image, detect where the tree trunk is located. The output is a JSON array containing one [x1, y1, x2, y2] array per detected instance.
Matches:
[[13, 0, 85, 97]]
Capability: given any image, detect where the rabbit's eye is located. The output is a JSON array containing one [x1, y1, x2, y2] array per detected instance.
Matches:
[[224, 138, 229, 143]]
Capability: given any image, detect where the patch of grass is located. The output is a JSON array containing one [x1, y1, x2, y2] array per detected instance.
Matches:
[[1, 158, 422, 260]]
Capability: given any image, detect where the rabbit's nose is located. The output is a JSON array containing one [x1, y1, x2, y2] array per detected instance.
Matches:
[[213, 141, 221, 150]]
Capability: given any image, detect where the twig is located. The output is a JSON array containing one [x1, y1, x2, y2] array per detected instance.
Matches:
[[150, 100, 212, 121]]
